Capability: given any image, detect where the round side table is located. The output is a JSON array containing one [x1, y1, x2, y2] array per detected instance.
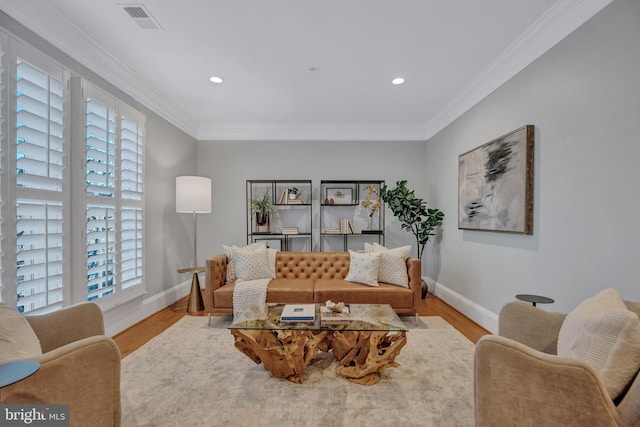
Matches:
[[0, 359, 40, 387], [516, 294, 554, 307]]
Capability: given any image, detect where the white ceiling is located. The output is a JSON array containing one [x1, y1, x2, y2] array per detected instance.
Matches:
[[0, 0, 612, 141]]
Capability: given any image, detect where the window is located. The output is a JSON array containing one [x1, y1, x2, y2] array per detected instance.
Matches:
[[0, 31, 145, 313], [83, 83, 145, 307], [0, 38, 5, 303], [14, 51, 69, 314]]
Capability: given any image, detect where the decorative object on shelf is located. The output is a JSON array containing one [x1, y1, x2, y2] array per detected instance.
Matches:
[[288, 187, 298, 200], [380, 180, 444, 299], [250, 191, 277, 232], [326, 188, 352, 204], [176, 175, 212, 313], [458, 125, 534, 234], [360, 184, 381, 231]]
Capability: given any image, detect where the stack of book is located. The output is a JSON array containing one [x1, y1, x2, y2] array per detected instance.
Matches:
[[282, 227, 299, 234], [324, 229, 341, 234], [280, 304, 316, 322], [286, 199, 303, 204], [320, 305, 351, 324], [339, 218, 356, 234]]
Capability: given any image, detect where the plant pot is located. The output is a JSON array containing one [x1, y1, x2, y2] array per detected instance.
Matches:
[[255, 212, 268, 225], [288, 193, 297, 200]]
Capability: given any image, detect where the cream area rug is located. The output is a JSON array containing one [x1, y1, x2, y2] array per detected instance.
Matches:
[[120, 316, 475, 427]]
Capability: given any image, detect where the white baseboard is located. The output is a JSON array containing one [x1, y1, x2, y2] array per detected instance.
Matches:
[[104, 280, 191, 337], [426, 277, 499, 334]]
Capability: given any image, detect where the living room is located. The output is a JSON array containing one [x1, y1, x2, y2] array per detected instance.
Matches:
[[1, 0, 639, 424]]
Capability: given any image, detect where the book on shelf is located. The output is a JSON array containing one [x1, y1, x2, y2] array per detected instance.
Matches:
[[324, 229, 341, 234], [320, 305, 351, 323], [348, 219, 356, 234], [277, 189, 287, 204], [339, 218, 350, 234], [282, 227, 299, 234], [286, 199, 303, 204], [281, 304, 316, 322]]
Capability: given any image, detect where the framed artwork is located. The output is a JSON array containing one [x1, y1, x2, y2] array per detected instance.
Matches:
[[458, 125, 534, 234], [325, 188, 353, 205]]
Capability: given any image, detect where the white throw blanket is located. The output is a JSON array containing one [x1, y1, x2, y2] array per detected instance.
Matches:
[[232, 278, 270, 323]]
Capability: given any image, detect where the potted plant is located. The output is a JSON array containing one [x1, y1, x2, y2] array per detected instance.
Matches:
[[288, 187, 298, 200], [380, 180, 445, 298], [250, 192, 278, 226]]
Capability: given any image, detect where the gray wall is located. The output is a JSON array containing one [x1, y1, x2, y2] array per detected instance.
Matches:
[[196, 140, 429, 265], [425, 0, 640, 329]]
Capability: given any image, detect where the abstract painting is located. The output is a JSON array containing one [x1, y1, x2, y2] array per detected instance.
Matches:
[[458, 125, 534, 234]]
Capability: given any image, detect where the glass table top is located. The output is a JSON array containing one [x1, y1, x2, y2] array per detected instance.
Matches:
[[229, 303, 407, 332]]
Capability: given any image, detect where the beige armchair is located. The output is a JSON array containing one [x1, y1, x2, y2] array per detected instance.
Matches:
[[0, 302, 121, 427], [475, 301, 640, 427]]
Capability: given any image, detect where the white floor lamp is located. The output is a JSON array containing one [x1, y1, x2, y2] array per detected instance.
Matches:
[[176, 176, 212, 313]]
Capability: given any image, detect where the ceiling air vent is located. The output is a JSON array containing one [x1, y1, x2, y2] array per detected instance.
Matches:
[[121, 4, 163, 30]]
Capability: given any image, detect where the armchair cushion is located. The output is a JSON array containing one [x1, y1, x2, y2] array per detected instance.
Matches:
[[558, 288, 640, 400], [0, 304, 42, 363]]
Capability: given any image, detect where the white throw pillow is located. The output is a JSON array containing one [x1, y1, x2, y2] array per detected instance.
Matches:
[[364, 242, 411, 288], [557, 288, 640, 400], [345, 250, 382, 287], [232, 243, 273, 282], [223, 241, 267, 283], [0, 304, 42, 363]]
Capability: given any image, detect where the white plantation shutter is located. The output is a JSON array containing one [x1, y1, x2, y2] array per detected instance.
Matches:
[[0, 41, 5, 303], [84, 82, 144, 304], [119, 111, 143, 291], [15, 55, 68, 314]]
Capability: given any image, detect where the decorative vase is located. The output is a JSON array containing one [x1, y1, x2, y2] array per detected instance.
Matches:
[[255, 212, 268, 225]]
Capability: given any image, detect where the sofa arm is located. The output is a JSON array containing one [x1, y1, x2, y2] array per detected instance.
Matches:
[[0, 336, 121, 427], [26, 302, 105, 353], [475, 335, 619, 427], [498, 301, 566, 354], [206, 254, 228, 310]]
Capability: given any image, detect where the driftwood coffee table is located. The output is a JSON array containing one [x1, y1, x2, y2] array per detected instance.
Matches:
[[229, 303, 407, 385]]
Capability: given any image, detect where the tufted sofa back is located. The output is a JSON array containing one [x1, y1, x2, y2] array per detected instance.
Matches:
[[275, 252, 350, 281]]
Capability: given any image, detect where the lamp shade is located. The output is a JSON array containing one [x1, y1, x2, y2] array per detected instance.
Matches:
[[176, 176, 212, 213]]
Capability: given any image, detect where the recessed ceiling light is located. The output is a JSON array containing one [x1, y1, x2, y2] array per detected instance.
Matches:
[[209, 76, 223, 84], [392, 77, 405, 85]]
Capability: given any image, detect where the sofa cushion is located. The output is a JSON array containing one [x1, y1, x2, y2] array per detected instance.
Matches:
[[345, 250, 382, 287], [0, 304, 43, 363], [314, 280, 415, 309], [223, 241, 270, 282], [557, 288, 640, 400], [232, 243, 274, 281], [364, 243, 411, 288]]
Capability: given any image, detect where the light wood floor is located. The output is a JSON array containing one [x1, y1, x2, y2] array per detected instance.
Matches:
[[113, 293, 490, 358]]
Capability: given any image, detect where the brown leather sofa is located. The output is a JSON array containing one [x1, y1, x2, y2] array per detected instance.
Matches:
[[205, 251, 421, 318]]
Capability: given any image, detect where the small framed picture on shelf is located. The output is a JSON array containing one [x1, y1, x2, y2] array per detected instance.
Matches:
[[325, 188, 352, 205]]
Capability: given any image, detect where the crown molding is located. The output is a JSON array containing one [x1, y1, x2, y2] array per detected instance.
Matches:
[[1, 0, 612, 142], [0, 0, 199, 138], [197, 124, 428, 142], [422, 0, 614, 140]]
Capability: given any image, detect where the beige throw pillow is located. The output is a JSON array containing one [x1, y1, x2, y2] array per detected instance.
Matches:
[[345, 250, 382, 287], [557, 288, 640, 400], [232, 243, 274, 282], [364, 242, 411, 288], [223, 241, 267, 283], [0, 304, 43, 363]]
